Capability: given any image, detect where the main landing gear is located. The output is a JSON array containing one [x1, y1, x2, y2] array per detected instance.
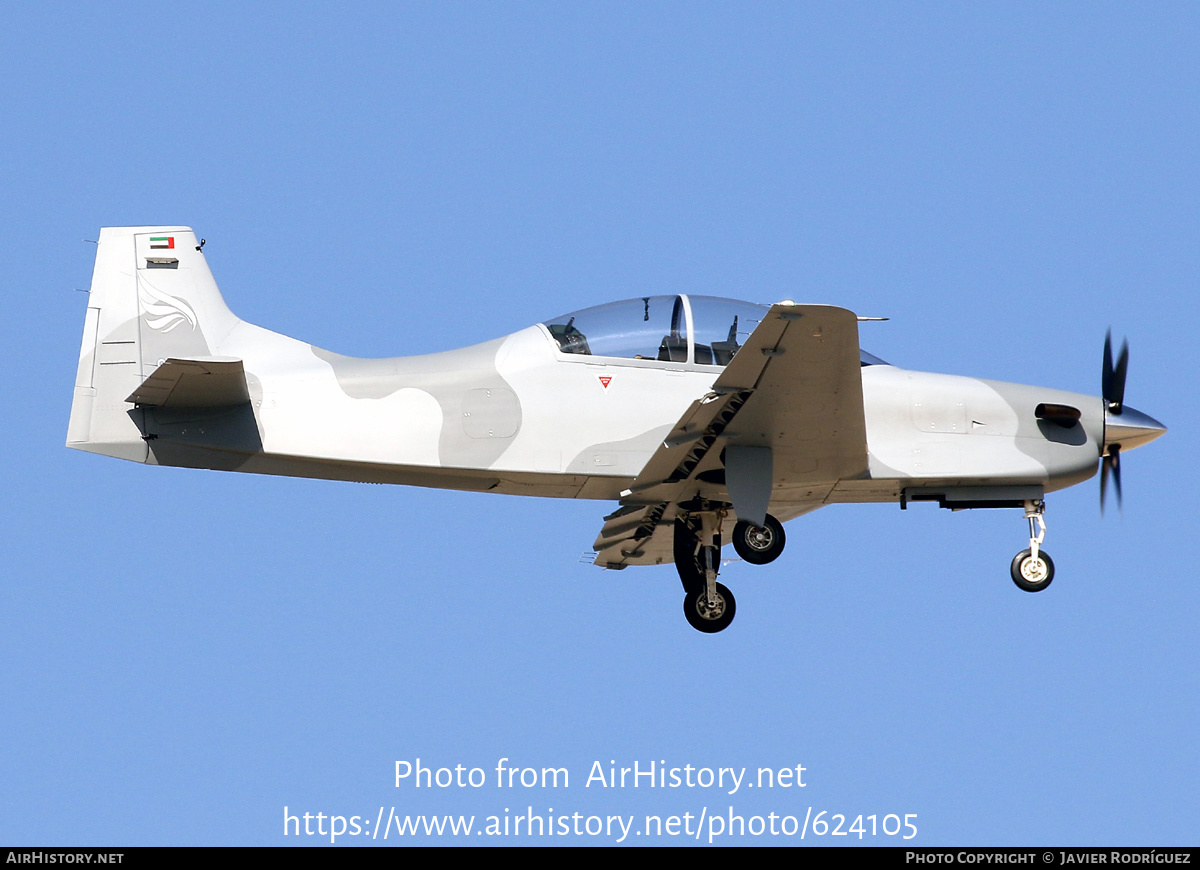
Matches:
[[1011, 499, 1054, 592], [675, 508, 787, 632]]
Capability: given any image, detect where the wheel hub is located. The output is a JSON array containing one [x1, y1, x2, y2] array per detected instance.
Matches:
[[746, 526, 773, 551], [1020, 557, 1048, 583], [695, 592, 726, 620]]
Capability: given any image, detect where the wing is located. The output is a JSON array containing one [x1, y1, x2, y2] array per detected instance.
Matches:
[[592, 303, 867, 568]]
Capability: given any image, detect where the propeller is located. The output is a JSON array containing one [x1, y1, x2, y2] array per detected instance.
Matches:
[[1099, 444, 1121, 515], [1102, 330, 1129, 414], [1100, 329, 1128, 515]]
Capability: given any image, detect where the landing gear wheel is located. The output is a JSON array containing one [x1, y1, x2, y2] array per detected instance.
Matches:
[[1011, 549, 1055, 592], [731, 515, 785, 565], [684, 582, 736, 633]]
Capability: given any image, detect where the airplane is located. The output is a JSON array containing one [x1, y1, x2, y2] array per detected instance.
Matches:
[[67, 226, 1166, 632]]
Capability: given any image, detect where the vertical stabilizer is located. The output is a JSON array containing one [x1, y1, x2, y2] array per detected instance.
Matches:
[[66, 226, 241, 461]]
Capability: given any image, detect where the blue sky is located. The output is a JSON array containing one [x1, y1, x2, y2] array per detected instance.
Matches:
[[1, 2, 1196, 846]]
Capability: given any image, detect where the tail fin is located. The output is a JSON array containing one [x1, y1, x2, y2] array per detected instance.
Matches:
[[66, 226, 242, 461]]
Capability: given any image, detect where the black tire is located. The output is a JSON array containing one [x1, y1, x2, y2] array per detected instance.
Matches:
[[1010, 548, 1055, 592], [684, 582, 736, 633], [731, 515, 786, 565]]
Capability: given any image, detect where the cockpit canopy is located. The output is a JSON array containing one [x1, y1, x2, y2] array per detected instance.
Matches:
[[543, 294, 886, 367]]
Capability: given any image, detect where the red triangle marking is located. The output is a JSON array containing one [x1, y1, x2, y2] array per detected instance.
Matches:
[[598, 376, 612, 389]]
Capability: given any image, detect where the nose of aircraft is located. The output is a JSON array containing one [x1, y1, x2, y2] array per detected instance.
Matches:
[[1104, 404, 1167, 454]]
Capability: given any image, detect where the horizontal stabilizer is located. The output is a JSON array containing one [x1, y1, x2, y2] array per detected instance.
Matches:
[[126, 357, 250, 408]]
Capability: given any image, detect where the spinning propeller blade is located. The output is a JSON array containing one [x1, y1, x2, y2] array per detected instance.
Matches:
[[1102, 329, 1129, 413], [1099, 444, 1121, 516]]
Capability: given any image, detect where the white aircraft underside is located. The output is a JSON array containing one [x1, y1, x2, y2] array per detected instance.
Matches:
[[68, 227, 1166, 632]]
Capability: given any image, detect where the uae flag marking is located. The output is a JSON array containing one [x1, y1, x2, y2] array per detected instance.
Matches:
[[150, 236, 175, 250], [598, 376, 612, 390]]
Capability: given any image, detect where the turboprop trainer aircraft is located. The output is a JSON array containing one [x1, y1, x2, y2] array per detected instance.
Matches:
[[67, 226, 1166, 632]]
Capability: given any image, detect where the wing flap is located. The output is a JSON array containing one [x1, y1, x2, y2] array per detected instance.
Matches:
[[593, 502, 676, 568], [126, 357, 250, 408], [594, 502, 671, 549]]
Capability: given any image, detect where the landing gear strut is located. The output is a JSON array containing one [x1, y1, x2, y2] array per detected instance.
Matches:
[[1011, 499, 1054, 592], [675, 509, 736, 633]]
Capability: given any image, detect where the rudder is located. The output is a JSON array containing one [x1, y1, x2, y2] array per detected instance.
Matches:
[[66, 226, 241, 461]]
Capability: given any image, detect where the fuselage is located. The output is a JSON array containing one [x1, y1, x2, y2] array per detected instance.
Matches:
[[140, 310, 1104, 510]]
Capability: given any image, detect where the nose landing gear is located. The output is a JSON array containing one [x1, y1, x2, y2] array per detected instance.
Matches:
[[1011, 500, 1054, 592]]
